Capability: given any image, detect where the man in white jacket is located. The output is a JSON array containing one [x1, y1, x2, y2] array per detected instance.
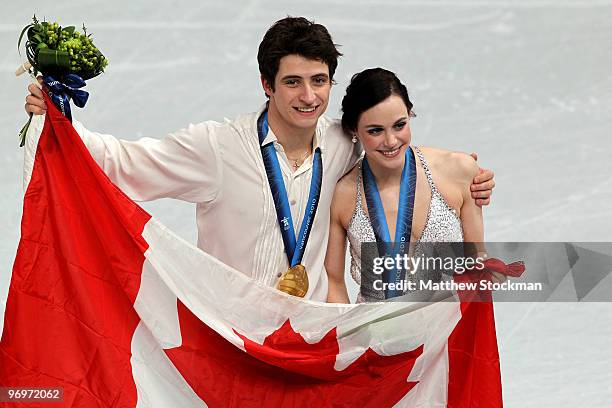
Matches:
[[23, 17, 495, 301]]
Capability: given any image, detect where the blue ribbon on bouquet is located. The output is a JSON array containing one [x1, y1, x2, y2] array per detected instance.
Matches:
[[43, 74, 89, 122]]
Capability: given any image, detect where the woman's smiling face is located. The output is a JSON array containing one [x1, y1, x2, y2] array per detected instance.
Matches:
[[356, 94, 413, 171]]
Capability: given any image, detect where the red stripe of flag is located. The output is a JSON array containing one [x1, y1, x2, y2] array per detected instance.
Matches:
[[1, 94, 150, 406]]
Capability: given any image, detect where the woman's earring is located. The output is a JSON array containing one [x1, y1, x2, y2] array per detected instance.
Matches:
[[351, 134, 358, 144]]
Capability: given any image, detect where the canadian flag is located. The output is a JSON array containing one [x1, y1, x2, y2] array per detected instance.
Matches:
[[0, 96, 503, 407]]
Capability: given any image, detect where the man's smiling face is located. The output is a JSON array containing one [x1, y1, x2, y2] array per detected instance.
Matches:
[[263, 54, 331, 133]]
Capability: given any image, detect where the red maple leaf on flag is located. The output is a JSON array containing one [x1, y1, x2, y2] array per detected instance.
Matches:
[[165, 302, 423, 407]]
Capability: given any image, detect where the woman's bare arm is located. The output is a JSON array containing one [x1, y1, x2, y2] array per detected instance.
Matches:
[[451, 152, 507, 282], [325, 178, 353, 303], [453, 153, 484, 244]]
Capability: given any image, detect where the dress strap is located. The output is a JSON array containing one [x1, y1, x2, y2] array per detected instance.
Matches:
[[413, 146, 438, 193], [355, 160, 364, 208]]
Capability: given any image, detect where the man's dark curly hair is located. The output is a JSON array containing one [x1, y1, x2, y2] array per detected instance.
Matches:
[[257, 17, 342, 93]]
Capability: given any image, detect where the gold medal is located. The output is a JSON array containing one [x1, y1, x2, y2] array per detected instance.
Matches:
[[276, 264, 309, 298]]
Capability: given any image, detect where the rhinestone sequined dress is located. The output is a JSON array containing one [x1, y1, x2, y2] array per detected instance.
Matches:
[[347, 146, 464, 302]]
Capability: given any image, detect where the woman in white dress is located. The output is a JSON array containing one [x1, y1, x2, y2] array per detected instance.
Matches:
[[325, 68, 484, 303]]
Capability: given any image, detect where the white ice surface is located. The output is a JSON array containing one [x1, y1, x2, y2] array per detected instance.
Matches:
[[1, 1, 611, 406]]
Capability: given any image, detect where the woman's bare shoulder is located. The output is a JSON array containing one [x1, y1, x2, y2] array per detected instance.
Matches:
[[331, 163, 360, 226], [334, 163, 359, 202], [416, 146, 478, 184]]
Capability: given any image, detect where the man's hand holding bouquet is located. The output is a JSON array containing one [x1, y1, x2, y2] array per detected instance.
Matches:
[[16, 15, 108, 146]]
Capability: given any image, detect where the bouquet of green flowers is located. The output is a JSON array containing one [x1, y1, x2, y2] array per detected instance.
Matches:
[[17, 15, 109, 146]]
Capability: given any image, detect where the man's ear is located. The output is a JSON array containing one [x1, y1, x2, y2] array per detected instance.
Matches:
[[261, 75, 273, 97]]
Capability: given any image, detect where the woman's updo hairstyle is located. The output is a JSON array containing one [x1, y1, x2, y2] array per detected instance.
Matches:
[[341, 68, 413, 135]]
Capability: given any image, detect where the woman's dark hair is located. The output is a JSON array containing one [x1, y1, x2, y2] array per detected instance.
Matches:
[[257, 17, 342, 92], [341, 68, 414, 134]]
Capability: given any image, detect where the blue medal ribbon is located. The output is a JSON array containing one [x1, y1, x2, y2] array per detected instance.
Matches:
[[257, 110, 323, 268], [43, 74, 89, 122], [362, 148, 416, 299]]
